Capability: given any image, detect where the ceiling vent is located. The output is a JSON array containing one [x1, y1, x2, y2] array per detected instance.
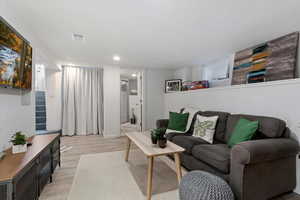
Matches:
[[72, 33, 85, 41]]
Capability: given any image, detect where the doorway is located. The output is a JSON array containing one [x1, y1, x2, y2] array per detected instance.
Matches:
[[120, 69, 144, 135]]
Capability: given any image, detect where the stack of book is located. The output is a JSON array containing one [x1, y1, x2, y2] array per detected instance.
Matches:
[[182, 80, 209, 91]]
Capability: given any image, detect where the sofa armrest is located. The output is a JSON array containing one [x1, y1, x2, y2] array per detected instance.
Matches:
[[231, 138, 299, 165], [156, 119, 169, 129]]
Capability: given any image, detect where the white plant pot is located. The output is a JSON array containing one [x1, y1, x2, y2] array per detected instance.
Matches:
[[12, 144, 27, 154]]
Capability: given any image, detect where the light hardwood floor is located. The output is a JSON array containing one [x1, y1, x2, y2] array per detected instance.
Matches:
[[40, 135, 300, 200], [40, 135, 130, 200]]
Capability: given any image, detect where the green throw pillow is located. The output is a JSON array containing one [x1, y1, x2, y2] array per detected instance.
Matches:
[[168, 112, 189, 132], [227, 118, 259, 148]]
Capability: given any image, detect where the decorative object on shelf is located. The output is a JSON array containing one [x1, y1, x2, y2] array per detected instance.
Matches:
[[0, 16, 32, 90], [165, 79, 182, 93], [10, 131, 27, 154], [182, 80, 209, 91], [150, 128, 167, 147], [232, 32, 299, 86]]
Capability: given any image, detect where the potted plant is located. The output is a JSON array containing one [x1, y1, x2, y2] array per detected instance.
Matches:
[[11, 132, 27, 154], [151, 128, 167, 148], [151, 128, 164, 145], [151, 129, 158, 144]]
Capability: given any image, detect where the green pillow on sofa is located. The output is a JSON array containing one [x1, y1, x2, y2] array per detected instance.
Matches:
[[167, 112, 189, 132], [227, 118, 259, 148]]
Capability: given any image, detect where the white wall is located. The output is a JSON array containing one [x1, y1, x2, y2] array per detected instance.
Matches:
[[163, 79, 300, 193], [191, 66, 204, 81], [173, 55, 234, 87], [35, 64, 46, 91], [173, 67, 192, 81], [144, 68, 174, 130], [0, 88, 35, 150], [45, 69, 62, 131], [0, 1, 55, 150], [103, 66, 120, 137]]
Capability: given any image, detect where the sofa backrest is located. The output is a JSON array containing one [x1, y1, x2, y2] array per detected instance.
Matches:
[[224, 114, 287, 142]]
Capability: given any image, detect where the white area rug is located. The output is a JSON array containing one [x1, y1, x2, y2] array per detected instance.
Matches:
[[68, 150, 180, 200]]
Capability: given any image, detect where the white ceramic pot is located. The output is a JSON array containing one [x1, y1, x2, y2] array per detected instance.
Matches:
[[12, 144, 27, 154]]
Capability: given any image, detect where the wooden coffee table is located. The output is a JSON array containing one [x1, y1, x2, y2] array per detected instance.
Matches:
[[125, 132, 185, 200]]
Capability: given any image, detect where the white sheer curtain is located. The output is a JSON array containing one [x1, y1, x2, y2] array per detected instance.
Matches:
[[62, 66, 103, 136]]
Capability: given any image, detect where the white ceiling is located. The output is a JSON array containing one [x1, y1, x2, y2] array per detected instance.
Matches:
[[6, 0, 300, 68]]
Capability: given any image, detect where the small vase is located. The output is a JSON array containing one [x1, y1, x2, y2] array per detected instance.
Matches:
[[158, 138, 167, 148], [12, 144, 27, 154]]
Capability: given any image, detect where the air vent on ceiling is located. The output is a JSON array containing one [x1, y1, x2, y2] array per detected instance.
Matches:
[[72, 33, 85, 41]]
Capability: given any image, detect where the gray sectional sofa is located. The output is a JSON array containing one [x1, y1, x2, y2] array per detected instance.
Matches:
[[156, 110, 299, 200]]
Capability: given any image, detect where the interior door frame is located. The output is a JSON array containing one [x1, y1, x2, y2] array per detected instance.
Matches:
[[119, 69, 146, 133], [138, 70, 146, 132]]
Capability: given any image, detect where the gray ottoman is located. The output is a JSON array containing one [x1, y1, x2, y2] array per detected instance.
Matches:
[[179, 171, 234, 200]]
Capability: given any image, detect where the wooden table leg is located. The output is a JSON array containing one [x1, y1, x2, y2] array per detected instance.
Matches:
[[125, 137, 131, 162], [174, 153, 182, 183], [147, 156, 154, 200]]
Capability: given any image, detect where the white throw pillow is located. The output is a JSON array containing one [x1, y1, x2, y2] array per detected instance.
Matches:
[[193, 115, 219, 144], [183, 107, 201, 132]]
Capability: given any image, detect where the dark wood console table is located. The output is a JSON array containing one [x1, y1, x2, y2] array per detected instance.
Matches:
[[0, 134, 60, 200]]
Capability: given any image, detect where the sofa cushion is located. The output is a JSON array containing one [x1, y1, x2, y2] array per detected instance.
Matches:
[[166, 132, 187, 141], [192, 144, 231, 174], [227, 118, 259, 148], [172, 136, 209, 154], [167, 112, 189, 132], [199, 111, 230, 143], [225, 114, 286, 142], [193, 115, 219, 144]]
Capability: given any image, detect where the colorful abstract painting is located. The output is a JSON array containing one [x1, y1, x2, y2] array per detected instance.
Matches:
[[232, 32, 299, 85], [0, 17, 32, 89]]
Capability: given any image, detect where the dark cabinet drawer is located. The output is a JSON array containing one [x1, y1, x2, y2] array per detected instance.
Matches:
[[52, 138, 60, 152], [52, 150, 60, 172], [38, 162, 51, 195], [0, 134, 60, 200], [0, 184, 7, 200], [14, 163, 38, 200], [40, 148, 51, 168]]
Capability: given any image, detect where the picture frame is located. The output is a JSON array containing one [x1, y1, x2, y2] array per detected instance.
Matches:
[[165, 79, 182, 93], [0, 16, 32, 90]]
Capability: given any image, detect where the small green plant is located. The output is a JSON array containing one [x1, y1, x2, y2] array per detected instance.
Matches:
[[11, 132, 27, 145], [151, 128, 166, 140]]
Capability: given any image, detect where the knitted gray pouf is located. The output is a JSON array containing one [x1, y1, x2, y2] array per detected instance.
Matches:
[[179, 171, 234, 200]]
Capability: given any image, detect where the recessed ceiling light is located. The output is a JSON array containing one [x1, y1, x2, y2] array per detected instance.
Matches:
[[131, 73, 137, 77], [113, 55, 120, 61]]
